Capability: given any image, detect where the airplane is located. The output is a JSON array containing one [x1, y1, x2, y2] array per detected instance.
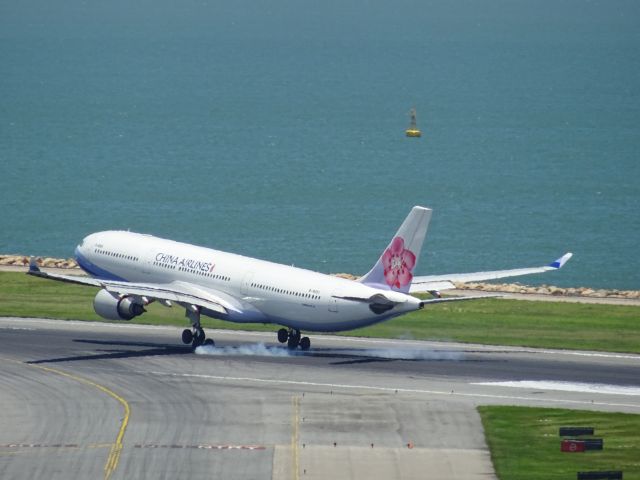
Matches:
[[28, 206, 572, 351]]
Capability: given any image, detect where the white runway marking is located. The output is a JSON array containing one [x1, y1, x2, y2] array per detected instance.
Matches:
[[145, 371, 640, 410], [4, 318, 639, 361], [472, 381, 640, 396]]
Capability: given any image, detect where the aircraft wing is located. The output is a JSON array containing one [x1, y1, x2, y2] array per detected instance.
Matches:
[[410, 252, 573, 294], [27, 259, 239, 315]]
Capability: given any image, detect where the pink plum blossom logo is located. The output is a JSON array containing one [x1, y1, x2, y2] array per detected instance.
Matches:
[[382, 236, 416, 289]]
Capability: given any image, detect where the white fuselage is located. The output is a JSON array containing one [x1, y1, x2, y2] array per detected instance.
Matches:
[[75, 231, 422, 332]]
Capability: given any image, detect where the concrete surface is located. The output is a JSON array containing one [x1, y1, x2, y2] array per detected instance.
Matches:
[[1, 318, 639, 479]]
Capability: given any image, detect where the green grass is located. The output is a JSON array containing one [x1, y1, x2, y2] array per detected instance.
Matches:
[[355, 299, 640, 353], [1, 271, 638, 353], [479, 406, 640, 479]]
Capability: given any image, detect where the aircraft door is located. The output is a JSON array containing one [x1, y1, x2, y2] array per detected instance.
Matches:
[[241, 272, 254, 295], [328, 291, 338, 313], [140, 250, 153, 276]]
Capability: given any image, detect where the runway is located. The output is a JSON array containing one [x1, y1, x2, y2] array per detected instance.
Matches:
[[1, 317, 639, 479]]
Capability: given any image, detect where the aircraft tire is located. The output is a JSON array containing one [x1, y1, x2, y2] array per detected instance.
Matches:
[[192, 328, 206, 348], [203, 338, 215, 347], [277, 328, 288, 343], [300, 337, 311, 351], [182, 329, 193, 344], [287, 334, 300, 350]]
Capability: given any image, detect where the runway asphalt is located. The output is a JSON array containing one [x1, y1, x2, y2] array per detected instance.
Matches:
[[1, 317, 639, 479]]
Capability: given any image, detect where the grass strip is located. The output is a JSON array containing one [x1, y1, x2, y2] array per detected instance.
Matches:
[[1, 272, 638, 353], [479, 406, 640, 479]]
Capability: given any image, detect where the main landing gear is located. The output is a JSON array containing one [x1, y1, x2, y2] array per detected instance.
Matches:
[[181, 328, 213, 347], [277, 328, 311, 351], [182, 306, 214, 348]]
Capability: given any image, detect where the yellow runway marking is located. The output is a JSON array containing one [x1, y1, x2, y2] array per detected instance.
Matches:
[[291, 396, 300, 480], [2, 357, 130, 480]]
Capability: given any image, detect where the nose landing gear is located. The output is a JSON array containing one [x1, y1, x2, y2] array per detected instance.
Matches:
[[277, 328, 310, 351]]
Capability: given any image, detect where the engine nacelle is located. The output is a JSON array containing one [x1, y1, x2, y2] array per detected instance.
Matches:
[[93, 289, 145, 321]]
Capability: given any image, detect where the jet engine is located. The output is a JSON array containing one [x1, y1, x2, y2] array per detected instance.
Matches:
[[93, 289, 145, 321]]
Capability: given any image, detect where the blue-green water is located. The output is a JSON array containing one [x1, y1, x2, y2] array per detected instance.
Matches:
[[1, 1, 639, 289]]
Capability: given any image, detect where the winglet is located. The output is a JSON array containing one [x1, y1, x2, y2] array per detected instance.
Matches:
[[548, 252, 573, 269], [28, 257, 41, 274]]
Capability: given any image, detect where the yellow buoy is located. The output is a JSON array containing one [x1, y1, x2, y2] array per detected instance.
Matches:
[[405, 107, 421, 137]]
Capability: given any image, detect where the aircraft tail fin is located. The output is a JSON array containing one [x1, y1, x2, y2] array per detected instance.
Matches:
[[359, 206, 432, 293]]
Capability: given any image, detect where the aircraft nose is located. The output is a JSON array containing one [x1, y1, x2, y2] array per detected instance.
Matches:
[[75, 235, 89, 260], [74, 236, 94, 273]]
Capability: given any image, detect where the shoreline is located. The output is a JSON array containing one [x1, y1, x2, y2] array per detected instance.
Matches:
[[2, 254, 639, 305]]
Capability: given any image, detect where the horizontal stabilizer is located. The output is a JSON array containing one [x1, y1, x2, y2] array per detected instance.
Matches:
[[333, 290, 411, 315], [332, 289, 409, 305], [409, 280, 456, 294], [420, 294, 500, 308]]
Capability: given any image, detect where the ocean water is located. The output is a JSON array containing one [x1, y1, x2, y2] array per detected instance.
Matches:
[[1, 0, 639, 289]]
